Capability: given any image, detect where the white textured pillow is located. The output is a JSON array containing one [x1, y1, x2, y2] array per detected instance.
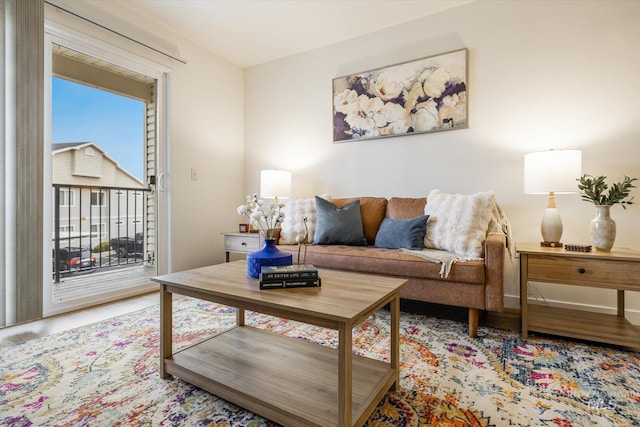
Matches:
[[424, 189, 496, 258], [279, 198, 318, 244]]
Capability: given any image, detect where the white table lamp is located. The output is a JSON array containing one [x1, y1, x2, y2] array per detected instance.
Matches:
[[260, 170, 291, 201], [524, 149, 582, 247]]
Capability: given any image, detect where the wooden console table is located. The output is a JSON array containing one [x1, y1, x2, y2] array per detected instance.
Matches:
[[517, 242, 640, 350], [152, 261, 407, 427]]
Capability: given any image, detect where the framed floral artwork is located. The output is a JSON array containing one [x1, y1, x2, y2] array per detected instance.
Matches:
[[332, 48, 468, 142]]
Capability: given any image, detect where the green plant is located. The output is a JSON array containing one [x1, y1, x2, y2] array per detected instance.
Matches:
[[577, 174, 638, 209], [93, 242, 111, 253]]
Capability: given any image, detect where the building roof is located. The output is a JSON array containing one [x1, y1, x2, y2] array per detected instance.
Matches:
[[52, 142, 91, 151], [52, 141, 144, 186]]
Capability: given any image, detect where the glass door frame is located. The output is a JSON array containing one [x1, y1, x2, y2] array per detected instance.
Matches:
[[43, 19, 171, 317]]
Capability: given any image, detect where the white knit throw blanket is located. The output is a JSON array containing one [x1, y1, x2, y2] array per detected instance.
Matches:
[[398, 202, 513, 279], [487, 203, 513, 258], [398, 248, 482, 278]]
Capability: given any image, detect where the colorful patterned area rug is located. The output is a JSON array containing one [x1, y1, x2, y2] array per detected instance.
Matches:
[[1, 297, 639, 426]]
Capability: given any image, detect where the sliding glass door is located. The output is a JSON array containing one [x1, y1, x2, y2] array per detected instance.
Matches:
[[42, 25, 169, 318]]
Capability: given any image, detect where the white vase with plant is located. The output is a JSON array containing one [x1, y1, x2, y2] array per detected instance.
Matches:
[[577, 174, 637, 251]]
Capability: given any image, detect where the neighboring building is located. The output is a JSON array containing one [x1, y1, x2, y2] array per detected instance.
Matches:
[[52, 142, 146, 251]]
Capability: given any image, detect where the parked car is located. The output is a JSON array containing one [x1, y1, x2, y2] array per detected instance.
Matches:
[[52, 246, 97, 274], [110, 232, 144, 258]]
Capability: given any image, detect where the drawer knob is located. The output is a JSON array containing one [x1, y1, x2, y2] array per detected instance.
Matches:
[[241, 242, 247, 246], [578, 268, 586, 274]]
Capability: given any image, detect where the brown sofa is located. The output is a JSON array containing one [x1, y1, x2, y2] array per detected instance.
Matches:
[[277, 196, 507, 337]]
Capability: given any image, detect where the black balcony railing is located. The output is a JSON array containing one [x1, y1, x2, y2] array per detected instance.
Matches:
[[52, 184, 149, 283]]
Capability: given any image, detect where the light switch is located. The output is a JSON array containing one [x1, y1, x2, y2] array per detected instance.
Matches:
[[191, 168, 198, 181]]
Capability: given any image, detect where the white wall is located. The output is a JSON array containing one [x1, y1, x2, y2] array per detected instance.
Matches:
[[168, 41, 245, 271], [244, 1, 640, 318]]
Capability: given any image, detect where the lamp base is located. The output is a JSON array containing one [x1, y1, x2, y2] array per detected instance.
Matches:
[[540, 205, 563, 245], [540, 241, 563, 248]]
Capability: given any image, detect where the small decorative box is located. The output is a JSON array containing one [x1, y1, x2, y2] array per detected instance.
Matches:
[[564, 244, 592, 252]]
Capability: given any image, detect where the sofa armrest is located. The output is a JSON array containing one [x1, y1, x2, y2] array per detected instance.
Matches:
[[484, 233, 506, 312]]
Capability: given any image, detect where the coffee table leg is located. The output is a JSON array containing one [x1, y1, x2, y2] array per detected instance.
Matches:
[[390, 295, 400, 390], [160, 284, 172, 379], [338, 322, 352, 427], [236, 308, 245, 326]]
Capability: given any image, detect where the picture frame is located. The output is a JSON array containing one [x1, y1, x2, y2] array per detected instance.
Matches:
[[332, 48, 468, 142]]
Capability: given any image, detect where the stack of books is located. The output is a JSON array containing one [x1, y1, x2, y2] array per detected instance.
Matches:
[[259, 264, 321, 289]]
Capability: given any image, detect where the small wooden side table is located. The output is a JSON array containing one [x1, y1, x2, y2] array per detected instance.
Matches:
[[517, 242, 640, 350], [223, 232, 260, 262]]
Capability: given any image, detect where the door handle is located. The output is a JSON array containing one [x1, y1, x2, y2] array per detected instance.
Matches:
[[158, 172, 165, 192]]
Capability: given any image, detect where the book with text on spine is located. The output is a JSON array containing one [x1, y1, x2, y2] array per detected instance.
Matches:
[[260, 264, 319, 282], [259, 277, 322, 290]]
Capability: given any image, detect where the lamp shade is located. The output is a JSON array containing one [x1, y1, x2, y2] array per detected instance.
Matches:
[[524, 150, 582, 194], [260, 170, 291, 199]]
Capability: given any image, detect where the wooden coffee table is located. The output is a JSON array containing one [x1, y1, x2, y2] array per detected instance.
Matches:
[[152, 260, 406, 427]]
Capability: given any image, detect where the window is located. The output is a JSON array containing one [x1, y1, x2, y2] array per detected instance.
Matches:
[[60, 189, 75, 207], [91, 223, 106, 239], [91, 190, 106, 207], [59, 224, 75, 233]]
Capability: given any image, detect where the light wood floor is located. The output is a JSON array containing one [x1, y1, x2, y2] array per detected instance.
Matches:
[[0, 291, 160, 348]]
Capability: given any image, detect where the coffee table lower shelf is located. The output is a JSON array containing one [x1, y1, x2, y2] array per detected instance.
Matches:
[[165, 325, 396, 427]]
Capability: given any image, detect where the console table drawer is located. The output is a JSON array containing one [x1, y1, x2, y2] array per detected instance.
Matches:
[[526, 255, 640, 290], [224, 234, 260, 253]]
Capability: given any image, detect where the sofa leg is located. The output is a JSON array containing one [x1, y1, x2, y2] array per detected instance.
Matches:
[[468, 308, 479, 338]]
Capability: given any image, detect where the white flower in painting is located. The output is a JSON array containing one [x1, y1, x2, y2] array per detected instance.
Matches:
[[334, 89, 359, 115], [404, 81, 426, 112], [421, 67, 451, 98], [438, 92, 466, 127], [374, 102, 410, 135], [369, 72, 405, 101], [410, 99, 439, 132], [345, 95, 384, 137]]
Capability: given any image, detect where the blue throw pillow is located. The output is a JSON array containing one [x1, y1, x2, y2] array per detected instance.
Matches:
[[313, 196, 368, 246], [374, 215, 429, 250]]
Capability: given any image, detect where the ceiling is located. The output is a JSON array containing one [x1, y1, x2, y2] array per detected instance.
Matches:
[[102, 0, 473, 68]]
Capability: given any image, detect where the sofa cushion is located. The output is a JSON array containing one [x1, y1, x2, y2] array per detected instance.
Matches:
[[386, 197, 426, 219], [374, 215, 429, 250], [424, 189, 496, 258], [280, 197, 317, 244], [331, 197, 387, 244], [313, 196, 367, 246], [278, 244, 486, 284]]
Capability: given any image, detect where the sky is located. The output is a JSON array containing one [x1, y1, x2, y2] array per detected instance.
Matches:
[[52, 77, 144, 180]]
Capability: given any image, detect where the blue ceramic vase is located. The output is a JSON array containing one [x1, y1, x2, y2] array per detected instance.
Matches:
[[246, 238, 292, 278]]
